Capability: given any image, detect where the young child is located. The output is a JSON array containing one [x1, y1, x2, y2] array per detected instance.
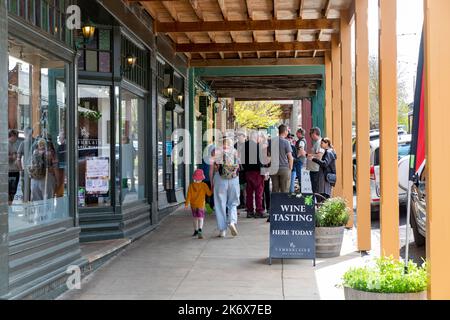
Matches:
[[185, 169, 212, 239]]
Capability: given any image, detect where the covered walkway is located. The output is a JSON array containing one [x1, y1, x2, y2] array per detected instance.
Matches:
[[60, 207, 363, 300], [59, 204, 424, 300]]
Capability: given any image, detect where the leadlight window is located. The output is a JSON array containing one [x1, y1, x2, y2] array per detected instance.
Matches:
[[7, 0, 72, 45], [77, 27, 112, 73], [121, 35, 149, 89]]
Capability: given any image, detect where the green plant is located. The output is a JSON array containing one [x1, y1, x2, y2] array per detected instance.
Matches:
[[342, 256, 428, 294], [315, 197, 350, 227], [78, 109, 102, 121]]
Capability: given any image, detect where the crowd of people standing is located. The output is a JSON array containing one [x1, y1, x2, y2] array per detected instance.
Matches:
[[185, 125, 337, 238]]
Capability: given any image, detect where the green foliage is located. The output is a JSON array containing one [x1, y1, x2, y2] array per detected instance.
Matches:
[[315, 197, 350, 227], [79, 109, 102, 121], [368, 56, 411, 130], [234, 101, 282, 130], [342, 256, 428, 294]]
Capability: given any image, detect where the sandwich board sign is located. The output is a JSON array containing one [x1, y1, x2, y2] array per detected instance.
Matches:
[[269, 193, 316, 266]]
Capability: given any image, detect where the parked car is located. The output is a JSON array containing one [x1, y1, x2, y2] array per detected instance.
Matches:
[[409, 161, 426, 246], [353, 135, 411, 218]]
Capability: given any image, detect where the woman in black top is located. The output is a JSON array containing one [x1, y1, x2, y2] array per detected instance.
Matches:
[[307, 138, 337, 200]]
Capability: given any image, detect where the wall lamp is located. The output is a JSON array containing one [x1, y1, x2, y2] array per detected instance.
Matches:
[[121, 54, 137, 76], [75, 22, 96, 49]]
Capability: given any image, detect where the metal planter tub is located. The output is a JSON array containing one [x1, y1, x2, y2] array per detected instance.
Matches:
[[315, 227, 345, 258], [344, 287, 427, 300]]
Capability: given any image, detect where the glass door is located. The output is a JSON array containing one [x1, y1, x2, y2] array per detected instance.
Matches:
[[77, 85, 112, 208]]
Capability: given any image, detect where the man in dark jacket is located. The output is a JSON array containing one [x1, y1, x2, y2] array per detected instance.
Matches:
[[243, 130, 266, 218]]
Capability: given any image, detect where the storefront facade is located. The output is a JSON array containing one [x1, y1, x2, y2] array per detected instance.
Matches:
[[0, 0, 189, 299]]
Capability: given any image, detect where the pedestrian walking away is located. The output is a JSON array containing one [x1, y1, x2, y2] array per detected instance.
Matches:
[[243, 130, 266, 218], [210, 135, 241, 238], [185, 169, 212, 239]]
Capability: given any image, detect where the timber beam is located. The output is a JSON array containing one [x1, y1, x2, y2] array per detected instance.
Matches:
[[176, 41, 331, 53], [155, 18, 340, 33], [189, 57, 324, 67]]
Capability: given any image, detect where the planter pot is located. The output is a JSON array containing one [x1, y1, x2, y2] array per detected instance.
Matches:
[[315, 227, 345, 258], [344, 287, 427, 300]]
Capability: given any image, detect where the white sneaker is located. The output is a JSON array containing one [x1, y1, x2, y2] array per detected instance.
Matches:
[[218, 230, 226, 238], [229, 223, 238, 237]]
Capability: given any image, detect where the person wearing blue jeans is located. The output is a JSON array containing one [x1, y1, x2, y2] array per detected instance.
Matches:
[[213, 172, 240, 237], [290, 128, 307, 193], [290, 161, 303, 193], [210, 136, 240, 238]]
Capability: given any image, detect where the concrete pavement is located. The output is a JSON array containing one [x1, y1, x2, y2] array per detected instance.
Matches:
[[58, 207, 413, 300]]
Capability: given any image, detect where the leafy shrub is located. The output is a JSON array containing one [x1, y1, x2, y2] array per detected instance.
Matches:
[[315, 197, 350, 227], [342, 256, 427, 294]]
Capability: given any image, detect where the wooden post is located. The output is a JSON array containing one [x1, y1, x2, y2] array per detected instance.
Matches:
[[355, 0, 371, 251], [331, 35, 343, 198], [340, 11, 354, 228], [325, 52, 333, 141], [379, 0, 399, 259], [424, 0, 450, 300]]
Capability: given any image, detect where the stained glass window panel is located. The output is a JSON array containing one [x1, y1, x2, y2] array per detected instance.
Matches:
[[99, 30, 111, 51], [99, 52, 111, 73], [85, 51, 98, 72]]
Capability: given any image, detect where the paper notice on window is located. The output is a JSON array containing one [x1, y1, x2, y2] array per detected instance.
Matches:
[[86, 157, 109, 194]]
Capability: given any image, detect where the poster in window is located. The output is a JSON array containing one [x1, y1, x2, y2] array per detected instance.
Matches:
[[86, 157, 110, 194]]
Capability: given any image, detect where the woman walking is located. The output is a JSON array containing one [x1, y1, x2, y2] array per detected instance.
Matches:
[[307, 138, 337, 200], [210, 136, 240, 238]]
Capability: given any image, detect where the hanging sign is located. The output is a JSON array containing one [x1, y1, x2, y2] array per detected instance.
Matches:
[[269, 193, 316, 266]]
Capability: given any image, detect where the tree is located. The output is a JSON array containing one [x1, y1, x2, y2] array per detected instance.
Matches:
[[368, 56, 410, 130], [234, 101, 282, 129]]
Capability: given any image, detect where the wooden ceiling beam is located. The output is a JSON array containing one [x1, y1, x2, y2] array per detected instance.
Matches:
[[214, 88, 316, 99], [323, 0, 333, 18], [295, 0, 305, 58], [154, 18, 340, 33], [189, 57, 325, 67], [159, 1, 206, 59], [177, 41, 330, 53]]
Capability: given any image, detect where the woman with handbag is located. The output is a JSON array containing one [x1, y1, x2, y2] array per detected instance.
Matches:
[[307, 138, 337, 201], [210, 135, 241, 238]]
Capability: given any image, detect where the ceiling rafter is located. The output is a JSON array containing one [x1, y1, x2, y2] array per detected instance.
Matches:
[[217, 0, 242, 59], [189, 57, 325, 67], [189, 0, 219, 60], [295, 0, 304, 58], [176, 41, 331, 53], [154, 18, 340, 33], [244, 0, 260, 59], [160, 0, 207, 59]]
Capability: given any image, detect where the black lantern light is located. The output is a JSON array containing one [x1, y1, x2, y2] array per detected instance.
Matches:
[[81, 24, 96, 41], [121, 54, 137, 76]]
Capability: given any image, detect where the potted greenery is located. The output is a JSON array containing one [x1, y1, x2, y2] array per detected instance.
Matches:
[[315, 197, 350, 258], [342, 256, 427, 300]]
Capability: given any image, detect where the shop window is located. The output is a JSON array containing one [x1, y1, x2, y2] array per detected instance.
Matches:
[[8, 39, 69, 232], [157, 99, 164, 192], [77, 85, 112, 208], [120, 90, 145, 204], [174, 112, 185, 189]]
